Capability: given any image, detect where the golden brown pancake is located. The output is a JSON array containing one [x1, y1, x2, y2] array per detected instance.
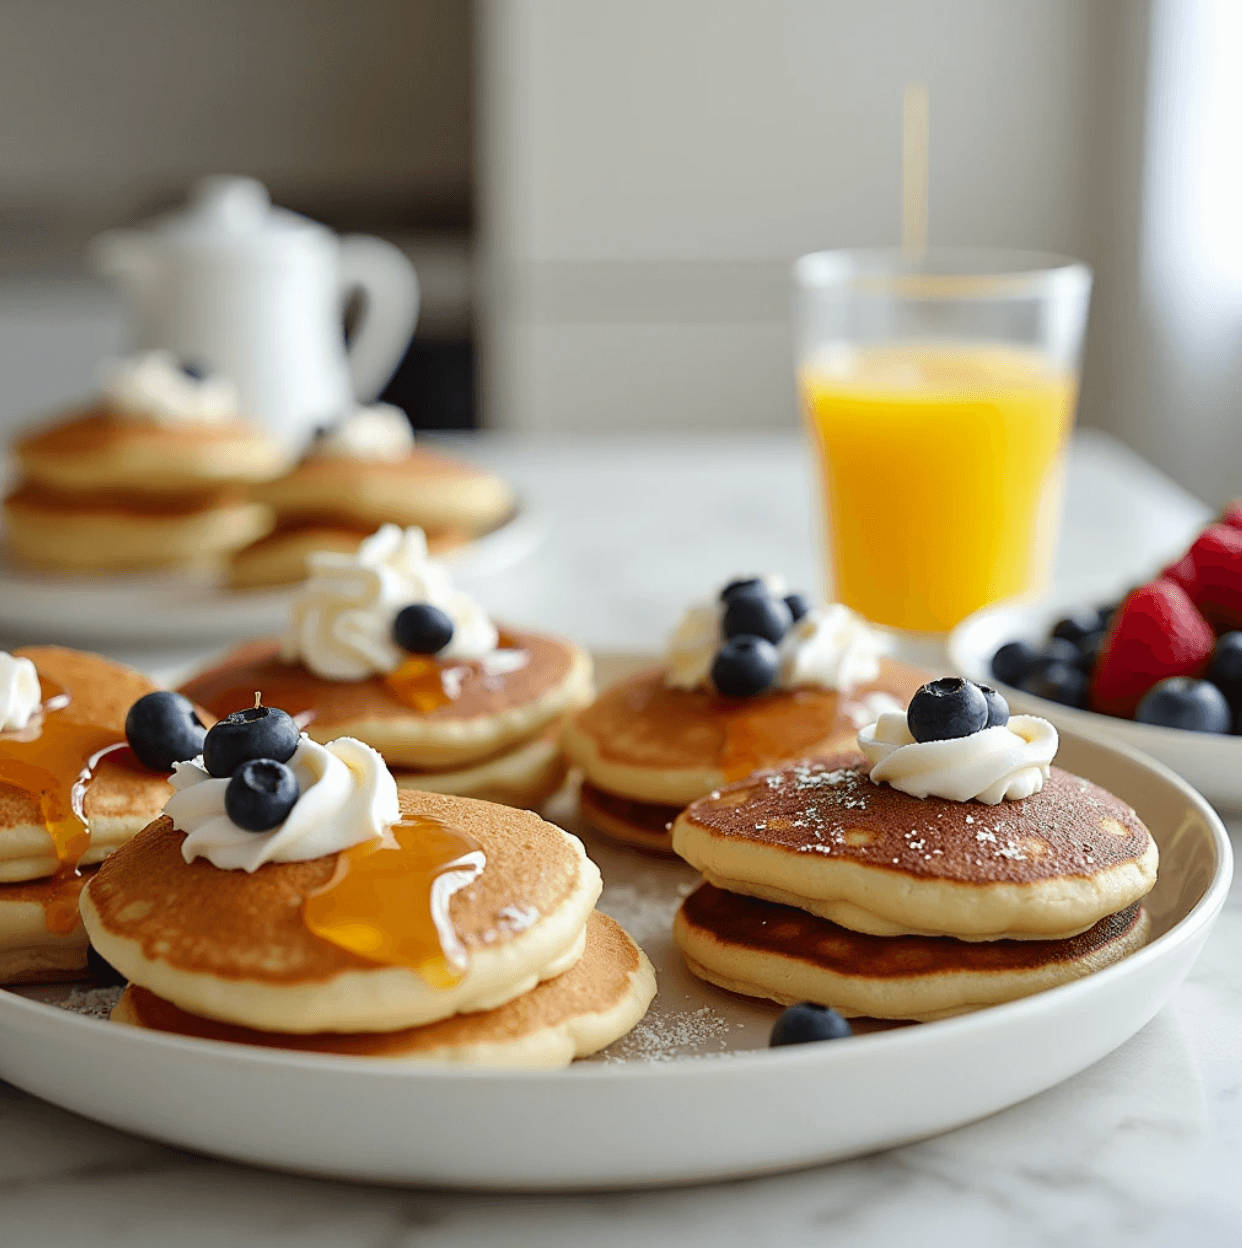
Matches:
[[112, 910, 656, 1067], [0, 868, 96, 983], [672, 753, 1159, 941], [252, 445, 516, 536], [228, 519, 471, 589], [676, 883, 1149, 1022], [12, 406, 287, 495], [562, 658, 928, 851], [81, 788, 602, 1033], [179, 632, 593, 770]]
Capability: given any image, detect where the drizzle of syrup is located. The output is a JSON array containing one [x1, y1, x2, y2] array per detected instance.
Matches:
[[719, 691, 842, 781], [383, 657, 462, 713], [0, 675, 128, 933], [303, 816, 485, 988]]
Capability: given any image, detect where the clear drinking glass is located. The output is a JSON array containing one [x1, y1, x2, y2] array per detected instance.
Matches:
[[794, 248, 1092, 636]]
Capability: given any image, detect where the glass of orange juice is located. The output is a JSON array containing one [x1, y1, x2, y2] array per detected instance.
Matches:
[[794, 248, 1091, 637]]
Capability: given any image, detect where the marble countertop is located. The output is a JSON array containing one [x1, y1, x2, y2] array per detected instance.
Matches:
[[1, 429, 1238, 1247]]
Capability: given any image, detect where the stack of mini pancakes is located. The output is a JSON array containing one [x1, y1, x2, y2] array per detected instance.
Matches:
[[670, 749, 1159, 1022], [4, 352, 285, 573], [87, 782, 655, 1067], [229, 403, 517, 588]]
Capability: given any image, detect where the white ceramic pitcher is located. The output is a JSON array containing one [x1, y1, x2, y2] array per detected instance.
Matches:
[[90, 176, 420, 450]]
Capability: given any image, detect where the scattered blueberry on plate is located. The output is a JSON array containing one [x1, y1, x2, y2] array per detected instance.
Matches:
[[125, 691, 207, 772], [770, 1002, 853, 1046], [1134, 677, 1232, 734]]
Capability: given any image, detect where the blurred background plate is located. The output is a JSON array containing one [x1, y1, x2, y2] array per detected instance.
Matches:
[[0, 500, 544, 647], [949, 596, 1242, 812]]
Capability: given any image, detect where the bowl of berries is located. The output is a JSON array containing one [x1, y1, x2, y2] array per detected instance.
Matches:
[[949, 510, 1242, 810]]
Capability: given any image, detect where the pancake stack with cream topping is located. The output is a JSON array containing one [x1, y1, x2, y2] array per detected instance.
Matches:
[[562, 575, 929, 852], [670, 677, 1159, 1021], [0, 647, 208, 982], [87, 704, 654, 1067], [4, 351, 286, 572], [229, 403, 517, 588], [181, 524, 593, 808]]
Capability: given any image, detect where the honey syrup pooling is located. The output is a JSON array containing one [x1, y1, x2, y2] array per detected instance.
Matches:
[[0, 676, 128, 933], [303, 816, 485, 987]]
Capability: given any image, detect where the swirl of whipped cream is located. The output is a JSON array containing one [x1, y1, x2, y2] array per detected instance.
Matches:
[[312, 403, 415, 461], [858, 711, 1058, 804], [168, 736, 399, 872], [665, 580, 881, 693], [100, 350, 238, 425], [280, 524, 498, 681], [0, 652, 41, 732]]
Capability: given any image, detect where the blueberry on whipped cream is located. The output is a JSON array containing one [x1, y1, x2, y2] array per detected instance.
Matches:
[[393, 602, 456, 656], [858, 679, 1058, 805], [666, 574, 882, 698]]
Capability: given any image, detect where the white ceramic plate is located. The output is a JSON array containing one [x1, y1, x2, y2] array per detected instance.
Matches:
[[0, 502, 545, 646], [950, 597, 1242, 812], [0, 727, 1229, 1189]]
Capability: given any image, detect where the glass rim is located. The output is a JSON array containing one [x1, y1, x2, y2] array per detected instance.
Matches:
[[793, 246, 1091, 300]]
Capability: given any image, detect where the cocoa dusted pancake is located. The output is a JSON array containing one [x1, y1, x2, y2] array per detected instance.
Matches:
[[674, 883, 1150, 1022], [81, 789, 602, 1034], [562, 659, 927, 850], [671, 754, 1159, 942], [179, 632, 593, 771], [250, 445, 516, 537], [113, 910, 656, 1068]]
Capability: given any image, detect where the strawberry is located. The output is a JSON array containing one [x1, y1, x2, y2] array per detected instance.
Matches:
[[1089, 579, 1214, 718], [1187, 523, 1242, 631], [1160, 550, 1200, 601], [1219, 501, 1242, 531]]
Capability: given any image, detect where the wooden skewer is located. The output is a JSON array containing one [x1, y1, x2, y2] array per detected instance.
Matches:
[[902, 81, 929, 259]]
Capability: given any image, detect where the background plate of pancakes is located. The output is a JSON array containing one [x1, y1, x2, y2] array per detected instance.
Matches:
[[0, 498, 545, 645], [0, 712, 1229, 1189], [950, 595, 1242, 812]]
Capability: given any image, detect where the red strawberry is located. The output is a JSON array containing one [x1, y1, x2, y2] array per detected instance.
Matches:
[[1090, 579, 1214, 718], [1219, 501, 1242, 531], [1187, 523, 1242, 631], [1160, 550, 1200, 600]]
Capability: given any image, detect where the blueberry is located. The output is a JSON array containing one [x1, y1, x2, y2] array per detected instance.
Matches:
[[392, 603, 455, 655], [907, 677, 989, 742], [723, 593, 792, 645], [1052, 611, 1102, 646], [124, 691, 207, 772], [1074, 630, 1106, 674], [1096, 602, 1120, 631], [1209, 632, 1242, 710], [978, 684, 1010, 729], [710, 635, 779, 698], [87, 945, 127, 986], [784, 592, 811, 623], [225, 759, 301, 831], [202, 702, 300, 778], [991, 639, 1039, 687], [1135, 678, 1231, 734], [770, 1002, 853, 1047], [1020, 661, 1088, 708], [180, 360, 208, 380], [721, 577, 765, 602]]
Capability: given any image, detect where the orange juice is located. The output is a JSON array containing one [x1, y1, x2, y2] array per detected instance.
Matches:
[[801, 342, 1076, 632]]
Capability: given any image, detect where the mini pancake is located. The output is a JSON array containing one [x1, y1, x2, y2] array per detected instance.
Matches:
[[4, 483, 273, 573], [578, 782, 684, 855], [675, 884, 1150, 1022], [251, 445, 516, 537], [394, 724, 569, 810], [0, 646, 173, 883], [0, 869, 95, 984], [672, 753, 1159, 942], [112, 910, 656, 1068], [228, 520, 470, 590], [179, 633, 593, 770], [81, 788, 602, 1034], [12, 406, 287, 495]]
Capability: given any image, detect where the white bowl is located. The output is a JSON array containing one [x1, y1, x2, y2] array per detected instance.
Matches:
[[0, 726, 1230, 1189], [949, 597, 1242, 811]]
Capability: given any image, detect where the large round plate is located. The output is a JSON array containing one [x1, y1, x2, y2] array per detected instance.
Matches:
[[0, 502, 545, 646], [0, 725, 1229, 1189], [950, 597, 1242, 811]]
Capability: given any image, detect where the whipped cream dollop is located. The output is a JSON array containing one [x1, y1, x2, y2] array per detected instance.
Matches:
[[100, 350, 239, 425], [311, 403, 415, 461], [281, 524, 498, 681], [858, 711, 1058, 804], [0, 652, 41, 732], [665, 575, 882, 693], [168, 736, 399, 872]]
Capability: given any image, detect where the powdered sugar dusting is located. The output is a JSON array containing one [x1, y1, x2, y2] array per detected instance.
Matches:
[[601, 1006, 736, 1063], [57, 985, 124, 1020]]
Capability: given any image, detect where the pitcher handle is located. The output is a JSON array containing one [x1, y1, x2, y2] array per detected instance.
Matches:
[[338, 235, 420, 401]]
